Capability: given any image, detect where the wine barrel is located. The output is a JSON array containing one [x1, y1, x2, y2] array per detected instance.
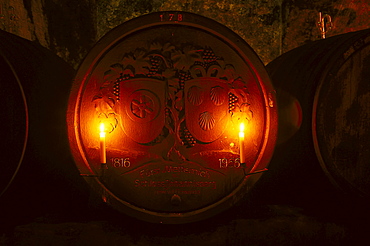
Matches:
[[0, 30, 88, 225], [67, 11, 278, 224], [265, 29, 370, 203]]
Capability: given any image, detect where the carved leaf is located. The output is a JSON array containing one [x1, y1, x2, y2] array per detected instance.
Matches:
[[164, 69, 178, 89], [230, 87, 249, 106], [149, 42, 163, 51], [102, 63, 124, 88], [93, 96, 115, 116], [231, 103, 253, 123], [222, 64, 237, 82], [231, 78, 247, 90], [121, 48, 150, 76], [162, 43, 176, 53], [149, 42, 175, 53], [172, 46, 203, 71], [241, 103, 253, 121]]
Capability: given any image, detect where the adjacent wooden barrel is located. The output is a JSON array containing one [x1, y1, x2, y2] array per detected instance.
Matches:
[[67, 11, 278, 224], [265, 29, 370, 203], [0, 30, 88, 225]]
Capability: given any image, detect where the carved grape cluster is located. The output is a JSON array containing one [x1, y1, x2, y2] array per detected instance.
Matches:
[[228, 92, 238, 113], [194, 48, 219, 70], [178, 71, 192, 90], [148, 56, 162, 77], [180, 123, 196, 147], [113, 75, 132, 101], [113, 81, 120, 101], [202, 48, 217, 63]]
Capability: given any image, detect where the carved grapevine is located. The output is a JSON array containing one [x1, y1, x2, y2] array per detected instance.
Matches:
[[93, 42, 253, 153]]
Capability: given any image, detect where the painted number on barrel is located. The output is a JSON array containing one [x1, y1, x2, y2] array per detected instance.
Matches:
[[219, 158, 241, 168], [160, 13, 183, 22], [112, 158, 131, 168]]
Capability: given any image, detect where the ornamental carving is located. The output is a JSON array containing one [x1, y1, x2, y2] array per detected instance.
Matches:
[[92, 41, 253, 159]]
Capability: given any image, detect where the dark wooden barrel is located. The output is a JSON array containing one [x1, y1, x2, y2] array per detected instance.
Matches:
[[263, 29, 370, 205], [67, 11, 278, 224], [0, 30, 88, 226]]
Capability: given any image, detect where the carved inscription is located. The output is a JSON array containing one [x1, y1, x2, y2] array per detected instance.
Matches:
[[155, 190, 200, 195], [134, 165, 216, 195], [134, 180, 216, 189], [159, 13, 183, 22], [219, 158, 241, 168], [111, 157, 130, 168], [139, 166, 210, 178]]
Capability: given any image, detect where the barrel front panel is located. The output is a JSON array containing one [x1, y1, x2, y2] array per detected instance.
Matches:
[[68, 12, 277, 223]]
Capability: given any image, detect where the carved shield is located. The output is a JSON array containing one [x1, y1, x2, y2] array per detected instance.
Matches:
[[185, 78, 229, 143], [117, 78, 166, 143]]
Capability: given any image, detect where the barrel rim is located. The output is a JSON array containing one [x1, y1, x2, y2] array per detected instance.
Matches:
[[0, 49, 29, 198], [312, 29, 370, 197]]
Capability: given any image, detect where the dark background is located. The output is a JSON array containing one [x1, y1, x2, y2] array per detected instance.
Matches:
[[0, 0, 369, 245], [1, 0, 370, 68]]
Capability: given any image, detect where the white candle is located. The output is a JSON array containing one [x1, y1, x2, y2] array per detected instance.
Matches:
[[239, 122, 245, 164], [99, 123, 106, 164]]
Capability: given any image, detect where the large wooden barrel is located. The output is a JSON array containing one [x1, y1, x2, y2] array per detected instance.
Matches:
[[264, 29, 370, 205], [0, 30, 88, 226], [67, 11, 278, 224]]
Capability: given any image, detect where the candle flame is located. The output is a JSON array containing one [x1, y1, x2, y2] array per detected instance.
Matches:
[[100, 122, 105, 132], [99, 123, 106, 138], [239, 122, 245, 138], [239, 122, 245, 132], [239, 122, 245, 164], [99, 122, 106, 164]]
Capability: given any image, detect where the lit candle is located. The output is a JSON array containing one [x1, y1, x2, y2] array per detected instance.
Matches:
[[99, 122, 106, 164], [239, 122, 245, 164]]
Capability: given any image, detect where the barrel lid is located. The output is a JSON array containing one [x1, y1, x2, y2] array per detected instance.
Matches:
[[67, 11, 277, 223]]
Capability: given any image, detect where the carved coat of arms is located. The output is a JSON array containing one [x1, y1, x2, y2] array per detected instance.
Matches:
[[93, 42, 253, 160]]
